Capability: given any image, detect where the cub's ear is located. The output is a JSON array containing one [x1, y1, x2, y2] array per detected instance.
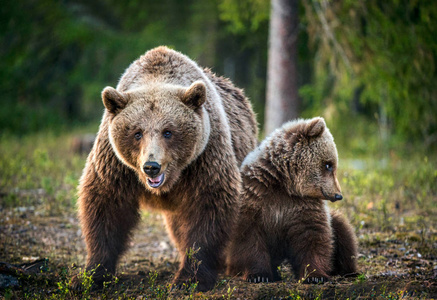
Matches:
[[181, 81, 206, 109], [305, 117, 326, 137], [102, 86, 128, 114]]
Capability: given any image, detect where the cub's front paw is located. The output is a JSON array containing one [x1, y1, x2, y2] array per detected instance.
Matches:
[[246, 274, 272, 283], [303, 276, 329, 284]]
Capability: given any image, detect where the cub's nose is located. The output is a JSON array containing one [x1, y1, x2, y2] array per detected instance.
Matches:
[[143, 161, 161, 177], [334, 194, 343, 201]]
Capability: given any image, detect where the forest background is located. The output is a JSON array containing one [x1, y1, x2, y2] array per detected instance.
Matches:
[[2, 0, 436, 150]]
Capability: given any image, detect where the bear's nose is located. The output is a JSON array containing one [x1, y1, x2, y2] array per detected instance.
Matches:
[[334, 194, 343, 201], [143, 161, 161, 177]]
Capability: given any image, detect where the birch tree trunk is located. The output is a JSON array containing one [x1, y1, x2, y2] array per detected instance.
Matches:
[[264, 0, 299, 135]]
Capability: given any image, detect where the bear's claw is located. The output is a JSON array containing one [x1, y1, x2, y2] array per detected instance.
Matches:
[[247, 276, 269, 283], [304, 276, 328, 284]]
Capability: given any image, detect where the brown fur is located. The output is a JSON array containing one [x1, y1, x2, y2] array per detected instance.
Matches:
[[76, 46, 258, 291], [226, 117, 358, 283]]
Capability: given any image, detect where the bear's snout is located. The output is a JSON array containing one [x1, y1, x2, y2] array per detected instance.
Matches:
[[334, 193, 343, 201], [143, 161, 161, 177]]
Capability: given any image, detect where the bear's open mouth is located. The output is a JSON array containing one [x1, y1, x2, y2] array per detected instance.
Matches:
[[147, 173, 165, 188]]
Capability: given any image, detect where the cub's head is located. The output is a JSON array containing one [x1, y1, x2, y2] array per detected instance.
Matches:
[[264, 117, 342, 202], [102, 81, 210, 195]]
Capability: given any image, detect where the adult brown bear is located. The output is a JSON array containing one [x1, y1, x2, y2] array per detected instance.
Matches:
[[76, 46, 258, 291]]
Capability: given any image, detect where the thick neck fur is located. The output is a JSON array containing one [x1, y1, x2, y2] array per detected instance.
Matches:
[[242, 137, 297, 199]]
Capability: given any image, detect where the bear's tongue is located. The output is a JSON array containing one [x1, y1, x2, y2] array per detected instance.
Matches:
[[147, 173, 164, 188]]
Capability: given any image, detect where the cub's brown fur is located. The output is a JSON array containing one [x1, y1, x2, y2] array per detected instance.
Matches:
[[76, 46, 258, 291], [227, 117, 357, 283]]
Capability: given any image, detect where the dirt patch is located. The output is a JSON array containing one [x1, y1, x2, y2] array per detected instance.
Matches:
[[1, 199, 436, 299]]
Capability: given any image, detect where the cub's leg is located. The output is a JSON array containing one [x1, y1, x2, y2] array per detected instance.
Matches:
[[330, 210, 358, 276], [227, 219, 273, 283], [288, 221, 333, 284], [75, 166, 141, 287]]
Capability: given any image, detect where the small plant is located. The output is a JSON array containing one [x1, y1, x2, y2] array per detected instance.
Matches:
[[297, 264, 316, 284], [355, 273, 366, 284], [277, 265, 285, 280], [288, 289, 303, 300], [186, 244, 202, 282], [222, 284, 236, 300], [148, 270, 158, 289], [63, 267, 98, 299], [212, 278, 227, 292], [56, 267, 72, 297], [184, 281, 199, 299], [146, 270, 171, 299]]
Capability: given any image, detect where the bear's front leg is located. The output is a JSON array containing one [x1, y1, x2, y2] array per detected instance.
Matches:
[[165, 190, 238, 291], [330, 210, 358, 277], [288, 225, 334, 284], [172, 245, 218, 291], [166, 216, 223, 291], [226, 210, 274, 283], [75, 166, 141, 288]]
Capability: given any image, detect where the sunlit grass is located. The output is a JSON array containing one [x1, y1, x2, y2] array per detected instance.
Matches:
[[334, 155, 437, 231], [0, 131, 86, 214]]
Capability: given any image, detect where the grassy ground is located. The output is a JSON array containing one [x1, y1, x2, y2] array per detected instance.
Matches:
[[0, 130, 436, 299]]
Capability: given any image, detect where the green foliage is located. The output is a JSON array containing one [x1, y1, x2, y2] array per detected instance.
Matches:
[[1, 0, 259, 134], [334, 153, 437, 231], [2, 0, 437, 149], [218, 0, 269, 34], [355, 273, 367, 284], [0, 131, 84, 212], [301, 0, 437, 146], [186, 245, 202, 279], [222, 284, 236, 300]]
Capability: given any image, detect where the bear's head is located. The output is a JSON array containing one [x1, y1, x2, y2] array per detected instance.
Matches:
[[102, 81, 210, 195], [284, 117, 342, 201], [249, 117, 342, 202]]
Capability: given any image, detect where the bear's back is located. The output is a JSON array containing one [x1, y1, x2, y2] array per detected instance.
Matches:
[[117, 46, 203, 91], [204, 69, 258, 165]]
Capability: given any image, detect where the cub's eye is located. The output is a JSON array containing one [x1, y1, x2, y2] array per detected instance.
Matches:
[[134, 132, 143, 141], [163, 131, 172, 139], [325, 163, 333, 172]]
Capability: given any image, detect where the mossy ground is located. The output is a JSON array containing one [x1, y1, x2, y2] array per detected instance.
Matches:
[[0, 131, 436, 299]]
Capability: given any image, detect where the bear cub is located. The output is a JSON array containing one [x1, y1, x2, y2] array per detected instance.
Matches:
[[227, 117, 358, 283]]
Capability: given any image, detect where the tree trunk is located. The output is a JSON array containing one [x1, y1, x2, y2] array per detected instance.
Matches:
[[264, 0, 299, 135]]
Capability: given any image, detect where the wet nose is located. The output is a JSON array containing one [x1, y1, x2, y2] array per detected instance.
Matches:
[[143, 161, 161, 177], [334, 194, 343, 201]]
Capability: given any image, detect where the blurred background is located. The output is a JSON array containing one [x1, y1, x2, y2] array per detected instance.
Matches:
[[1, 0, 436, 154]]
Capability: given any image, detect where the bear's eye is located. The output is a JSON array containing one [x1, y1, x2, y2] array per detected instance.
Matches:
[[163, 131, 172, 139], [325, 163, 333, 172], [134, 132, 143, 141]]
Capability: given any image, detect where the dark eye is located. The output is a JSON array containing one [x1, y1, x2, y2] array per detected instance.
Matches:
[[325, 163, 333, 172], [134, 132, 143, 141], [163, 131, 172, 139]]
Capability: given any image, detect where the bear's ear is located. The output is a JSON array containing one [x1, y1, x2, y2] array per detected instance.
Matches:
[[102, 86, 128, 115], [304, 117, 326, 137], [181, 81, 206, 109]]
